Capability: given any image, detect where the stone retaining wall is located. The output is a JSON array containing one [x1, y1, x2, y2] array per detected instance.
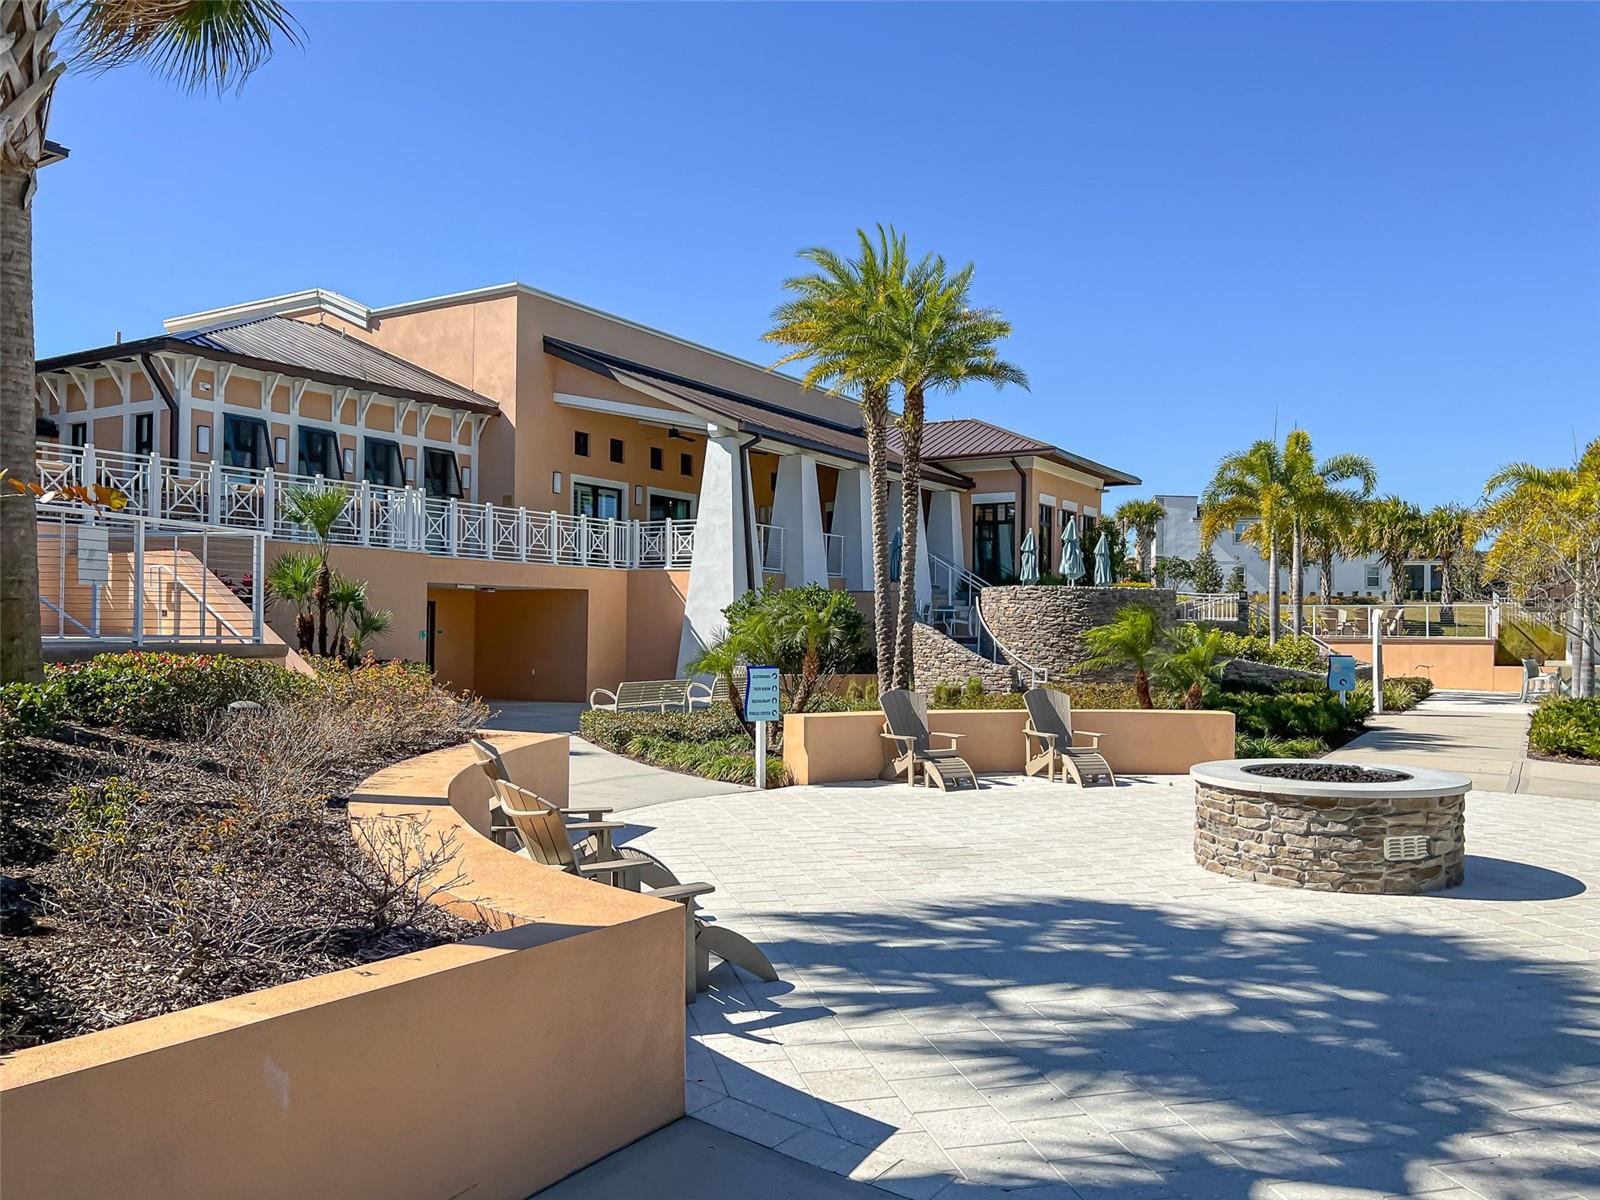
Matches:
[[911, 623, 1018, 693], [1194, 780, 1466, 894], [980, 586, 1179, 682]]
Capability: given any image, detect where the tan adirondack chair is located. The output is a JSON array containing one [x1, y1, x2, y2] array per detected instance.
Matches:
[[1023, 689, 1116, 788], [880, 689, 979, 791], [471, 739, 679, 888], [499, 796, 778, 1003]]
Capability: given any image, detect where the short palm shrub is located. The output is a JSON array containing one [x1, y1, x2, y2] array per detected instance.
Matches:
[[1236, 734, 1329, 759], [1213, 686, 1370, 742], [1529, 698, 1600, 761], [1080, 603, 1163, 708]]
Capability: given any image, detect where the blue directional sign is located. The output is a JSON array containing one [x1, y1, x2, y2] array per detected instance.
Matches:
[[1326, 654, 1358, 694], [744, 665, 782, 722]]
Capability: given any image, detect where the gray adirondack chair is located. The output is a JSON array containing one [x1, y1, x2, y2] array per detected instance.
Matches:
[[880, 689, 979, 791], [1023, 689, 1116, 787], [499, 796, 778, 1003], [471, 739, 679, 888]]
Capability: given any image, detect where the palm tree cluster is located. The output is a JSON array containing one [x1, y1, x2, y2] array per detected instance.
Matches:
[[1114, 499, 1166, 580], [266, 550, 393, 664], [1080, 603, 1232, 710], [765, 227, 1027, 692]]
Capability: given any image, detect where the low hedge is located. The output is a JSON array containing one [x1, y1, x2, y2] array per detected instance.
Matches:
[[1529, 697, 1600, 761], [1236, 734, 1329, 759], [579, 704, 790, 787]]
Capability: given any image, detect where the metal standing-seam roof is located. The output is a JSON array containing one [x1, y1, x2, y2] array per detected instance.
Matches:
[[894, 417, 1141, 486]]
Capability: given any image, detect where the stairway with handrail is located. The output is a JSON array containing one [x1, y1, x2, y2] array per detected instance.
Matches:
[[925, 553, 1049, 687]]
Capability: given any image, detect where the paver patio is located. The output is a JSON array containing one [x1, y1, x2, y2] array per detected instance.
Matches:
[[622, 775, 1600, 1199]]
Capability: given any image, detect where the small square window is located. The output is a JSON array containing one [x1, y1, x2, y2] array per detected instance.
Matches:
[[1366, 563, 1381, 589], [680, 452, 693, 477], [133, 412, 154, 455], [574, 431, 590, 457], [650, 446, 663, 471], [69, 421, 88, 447], [609, 437, 624, 464]]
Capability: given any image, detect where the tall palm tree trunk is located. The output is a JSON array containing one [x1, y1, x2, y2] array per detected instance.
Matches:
[[862, 387, 894, 694], [313, 559, 331, 657], [1439, 555, 1454, 607], [1319, 548, 1335, 606], [1, 156, 43, 683], [1266, 546, 1281, 644], [891, 388, 924, 690], [1290, 522, 1305, 636]]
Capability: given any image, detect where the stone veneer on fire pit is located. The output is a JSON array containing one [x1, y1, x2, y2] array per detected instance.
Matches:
[[1190, 760, 1471, 894]]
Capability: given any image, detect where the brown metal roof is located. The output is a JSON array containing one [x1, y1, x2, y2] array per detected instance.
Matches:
[[894, 418, 1141, 486], [547, 339, 970, 487], [37, 317, 498, 415]]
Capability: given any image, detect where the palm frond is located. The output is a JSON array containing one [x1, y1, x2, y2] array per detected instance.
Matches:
[[69, 0, 301, 92]]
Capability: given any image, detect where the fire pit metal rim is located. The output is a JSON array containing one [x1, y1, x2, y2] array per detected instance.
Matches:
[[1190, 759, 1473, 800]]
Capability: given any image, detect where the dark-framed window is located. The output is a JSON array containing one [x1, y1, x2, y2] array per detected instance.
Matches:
[[222, 415, 272, 469], [650, 446, 663, 471], [1039, 503, 1053, 574], [973, 501, 1016, 584], [574, 431, 590, 457], [133, 412, 155, 455], [363, 437, 404, 487], [297, 426, 343, 479], [680, 452, 693, 476], [609, 437, 624, 464], [649, 493, 691, 521], [69, 421, 88, 448], [423, 448, 462, 499]]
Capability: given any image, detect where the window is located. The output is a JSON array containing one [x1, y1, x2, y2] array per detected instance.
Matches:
[[297, 426, 343, 478], [572, 481, 623, 520], [222, 415, 271, 469], [609, 437, 624, 464], [422, 449, 462, 499], [650, 446, 663, 471], [680, 452, 693, 476], [69, 422, 88, 447], [363, 437, 404, 487], [1366, 563, 1381, 590], [650, 493, 692, 521], [133, 413, 155, 455], [973, 501, 1016, 584], [1233, 519, 1253, 544], [1039, 503, 1054, 574], [574, 431, 590, 457]]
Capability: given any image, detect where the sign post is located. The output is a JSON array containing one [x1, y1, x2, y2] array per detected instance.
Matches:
[[743, 664, 781, 790], [1326, 654, 1357, 708], [1371, 608, 1385, 714]]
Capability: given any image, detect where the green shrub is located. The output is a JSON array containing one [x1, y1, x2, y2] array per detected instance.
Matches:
[[579, 704, 790, 786], [1529, 698, 1600, 761], [47, 652, 303, 737], [1213, 687, 1369, 740], [1216, 632, 1324, 672], [1236, 734, 1329, 759], [57, 776, 148, 863], [0, 678, 69, 741], [1388, 675, 1434, 703]]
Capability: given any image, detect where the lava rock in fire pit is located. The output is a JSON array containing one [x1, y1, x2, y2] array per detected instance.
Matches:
[[1242, 762, 1410, 784]]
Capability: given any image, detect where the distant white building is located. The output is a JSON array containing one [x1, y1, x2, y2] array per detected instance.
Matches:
[[1152, 494, 1444, 599]]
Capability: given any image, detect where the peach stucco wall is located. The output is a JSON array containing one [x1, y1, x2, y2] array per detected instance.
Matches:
[[0, 733, 685, 1200], [1321, 638, 1525, 692], [784, 708, 1237, 784]]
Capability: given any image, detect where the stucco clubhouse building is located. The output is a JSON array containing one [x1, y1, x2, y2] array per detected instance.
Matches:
[[35, 283, 1138, 700]]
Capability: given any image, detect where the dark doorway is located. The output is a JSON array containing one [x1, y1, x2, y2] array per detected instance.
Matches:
[[425, 600, 437, 672], [973, 501, 1016, 583]]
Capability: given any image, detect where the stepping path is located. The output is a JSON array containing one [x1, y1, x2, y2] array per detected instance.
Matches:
[[1338, 690, 1600, 800]]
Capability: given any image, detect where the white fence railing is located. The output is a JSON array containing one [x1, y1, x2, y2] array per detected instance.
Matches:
[[1177, 593, 1242, 624], [36, 505, 265, 646], [37, 443, 695, 571], [1274, 603, 1499, 640], [756, 523, 784, 574]]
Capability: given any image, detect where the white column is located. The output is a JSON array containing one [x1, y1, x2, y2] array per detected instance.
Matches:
[[926, 489, 964, 572], [888, 482, 935, 612], [677, 433, 753, 674], [832, 468, 874, 591], [771, 452, 828, 587]]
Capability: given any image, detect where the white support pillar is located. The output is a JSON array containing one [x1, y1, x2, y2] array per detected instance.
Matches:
[[888, 482, 935, 612], [677, 432, 753, 675], [832, 468, 874, 591], [771, 452, 828, 587], [926, 489, 964, 572]]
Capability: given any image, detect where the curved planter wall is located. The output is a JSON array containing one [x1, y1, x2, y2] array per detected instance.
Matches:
[[980, 586, 1179, 682], [1191, 760, 1470, 894]]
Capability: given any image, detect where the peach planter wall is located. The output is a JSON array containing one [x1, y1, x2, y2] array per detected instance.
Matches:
[[784, 708, 1236, 785], [1321, 638, 1526, 693], [0, 733, 685, 1200]]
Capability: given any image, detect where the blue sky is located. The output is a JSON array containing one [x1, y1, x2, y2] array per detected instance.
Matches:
[[35, 2, 1598, 507]]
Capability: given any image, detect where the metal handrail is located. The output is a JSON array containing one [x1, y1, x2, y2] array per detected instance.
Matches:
[[928, 553, 1048, 686], [143, 562, 247, 641]]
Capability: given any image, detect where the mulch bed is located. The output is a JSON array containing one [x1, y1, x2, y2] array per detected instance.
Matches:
[[1, 724, 487, 1053], [1243, 762, 1411, 784]]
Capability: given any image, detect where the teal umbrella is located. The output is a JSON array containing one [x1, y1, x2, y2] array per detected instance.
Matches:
[[1093, 530, 1114, 586], [1059, 519, 1085, 585], [1019, 529, 1039, 584], [890, 527, 902, 581]]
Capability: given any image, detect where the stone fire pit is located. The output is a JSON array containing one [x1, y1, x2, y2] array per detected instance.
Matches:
[[1191, 759, 1471, 894]]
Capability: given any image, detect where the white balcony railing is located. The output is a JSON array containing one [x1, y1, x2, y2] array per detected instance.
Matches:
[[1176, 593, 1242, 623], [1275, 603, 1499, 640], [36, 444, 695, 572], [756, 523, 784, 574]]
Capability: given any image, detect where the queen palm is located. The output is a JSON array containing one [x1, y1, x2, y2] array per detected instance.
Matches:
[[1, 0, 298, 683], [880, 253, 1027, 688], [282, 486, 350, 656], [1354, 496, 1424, 604], [765, 227, 907, 693], [1200, 439, 1291, 643], [1080, 602, 1163, 710], [1115, 498, 1166, 579], [1281, 431, 1376, 635], [1419, 503, 1471, 607]]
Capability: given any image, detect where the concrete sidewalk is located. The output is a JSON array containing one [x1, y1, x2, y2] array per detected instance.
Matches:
[[482, 700, 751, 812], [1338, 690, 1600, 799]]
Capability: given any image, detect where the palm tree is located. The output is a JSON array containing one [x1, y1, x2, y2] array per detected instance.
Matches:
[[348, 605, 394, 662], [282, 486, 349, 656], [1419, 503, 1471, 607], [327, 574, 367, 660], [880, 251, 1027, 688], [780, 587, 858, 714], [0, 0, 298, 683], [1280, 431, 1376, 637], [1303, 500, 1358, 607], [1115, 499, 1166, 579], [264, 550, 317, 653], [1155, 624, 1232, 710], [1080, 602, 1163, 709], [766, 227, 907, 693], [1354, 496, 1424, 604], [1200, 440, 1290, 643]]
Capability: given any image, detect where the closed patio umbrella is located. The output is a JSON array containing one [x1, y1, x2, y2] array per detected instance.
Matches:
[[1060, 519, 1085, 585], [1019, 529, 1039, 584], [1093, 530, 1114, 587], [890, 527, 902, 582]]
